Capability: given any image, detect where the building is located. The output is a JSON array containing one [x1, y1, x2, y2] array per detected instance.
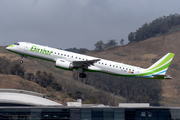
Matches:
[[0, 89, 62, 106], [0, 89, 180, 120], [1, 106, 180, 120]]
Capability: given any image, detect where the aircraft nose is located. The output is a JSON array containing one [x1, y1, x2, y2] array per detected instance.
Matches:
[[6, 44, 14, 51], [6, 46, 12, 50], [6, 46, 10, 50]]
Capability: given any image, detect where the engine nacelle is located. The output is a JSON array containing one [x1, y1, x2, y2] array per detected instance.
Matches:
[[55, 59, 73, 70]]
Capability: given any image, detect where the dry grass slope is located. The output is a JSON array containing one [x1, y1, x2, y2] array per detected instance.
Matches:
[[0, 74, 74, 105], [87, 31, 180, 106], [0, 46, 125, 106]]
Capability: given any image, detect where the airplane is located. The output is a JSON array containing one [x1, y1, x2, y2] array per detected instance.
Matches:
[[6, 42, 174, 79]]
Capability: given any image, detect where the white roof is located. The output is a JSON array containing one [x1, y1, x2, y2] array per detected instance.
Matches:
[[119, 103, 149, 107], [66, 102, 82, 107], [0, 89, 62, 106]]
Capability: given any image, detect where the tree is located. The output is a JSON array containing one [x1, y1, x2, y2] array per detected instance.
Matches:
[[11, 64, 26, 78], [128, 14, 180, 43], [94, 40, 104, 51], [0, 57, 10, 74], [89, 96, 97, 103], [35, 70, 42, 85], [47, 73, 54, 85], [51, 81, 62, 91], [128, 32, 136, 42], [75, 72, 162, 106], [27, 73, 35, 81], [120, 38, 124, 46], [36, 70, 41, 78], [104, 39, 118, 48]]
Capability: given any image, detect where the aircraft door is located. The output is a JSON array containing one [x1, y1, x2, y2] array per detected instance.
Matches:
[[24, 43, 30, 51], [135, 67, 141, 76]]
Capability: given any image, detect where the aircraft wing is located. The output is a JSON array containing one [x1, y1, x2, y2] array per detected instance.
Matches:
[[73, 59, 101, 67]]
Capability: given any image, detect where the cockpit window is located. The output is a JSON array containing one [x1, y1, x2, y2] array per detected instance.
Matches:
[[14, 43, 20, 45]]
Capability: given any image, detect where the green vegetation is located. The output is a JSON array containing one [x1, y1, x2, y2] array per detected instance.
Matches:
[[0, 57, 11, 74], [65, 47, 89, 54], [0, 57, 26, 77], [0, 57, 124, 105], [0, 57, 62, 92], [27, 70, 62, 91], [94, 39, 118, 51], [73, 72, 162, 106], [128, 14, 180, 42], [11, 64, 26, 78]]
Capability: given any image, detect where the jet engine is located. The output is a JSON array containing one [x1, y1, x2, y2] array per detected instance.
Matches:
[[55, 59, 73, 70]]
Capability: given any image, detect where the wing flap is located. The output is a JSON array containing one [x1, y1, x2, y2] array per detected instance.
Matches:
[[73, 59, 101, 67]]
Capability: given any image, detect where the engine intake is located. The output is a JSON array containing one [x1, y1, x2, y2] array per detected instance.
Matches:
[[55, 59, 73, 70]]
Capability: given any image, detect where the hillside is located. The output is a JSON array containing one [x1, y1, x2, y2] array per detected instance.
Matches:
[[0, 47, 125, 106], [86, 30, 180, 106], [1, 29, 180, 106], [0, 74, 74, 105]]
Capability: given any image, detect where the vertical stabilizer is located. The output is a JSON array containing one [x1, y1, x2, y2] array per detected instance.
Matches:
[[146, 53, 174, 75]]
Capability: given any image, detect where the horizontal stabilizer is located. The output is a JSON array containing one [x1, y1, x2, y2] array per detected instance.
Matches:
[[153, 74, 172, 79]]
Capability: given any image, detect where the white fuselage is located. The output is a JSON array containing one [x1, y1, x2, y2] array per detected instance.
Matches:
[[7, 42, 142, 77]]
